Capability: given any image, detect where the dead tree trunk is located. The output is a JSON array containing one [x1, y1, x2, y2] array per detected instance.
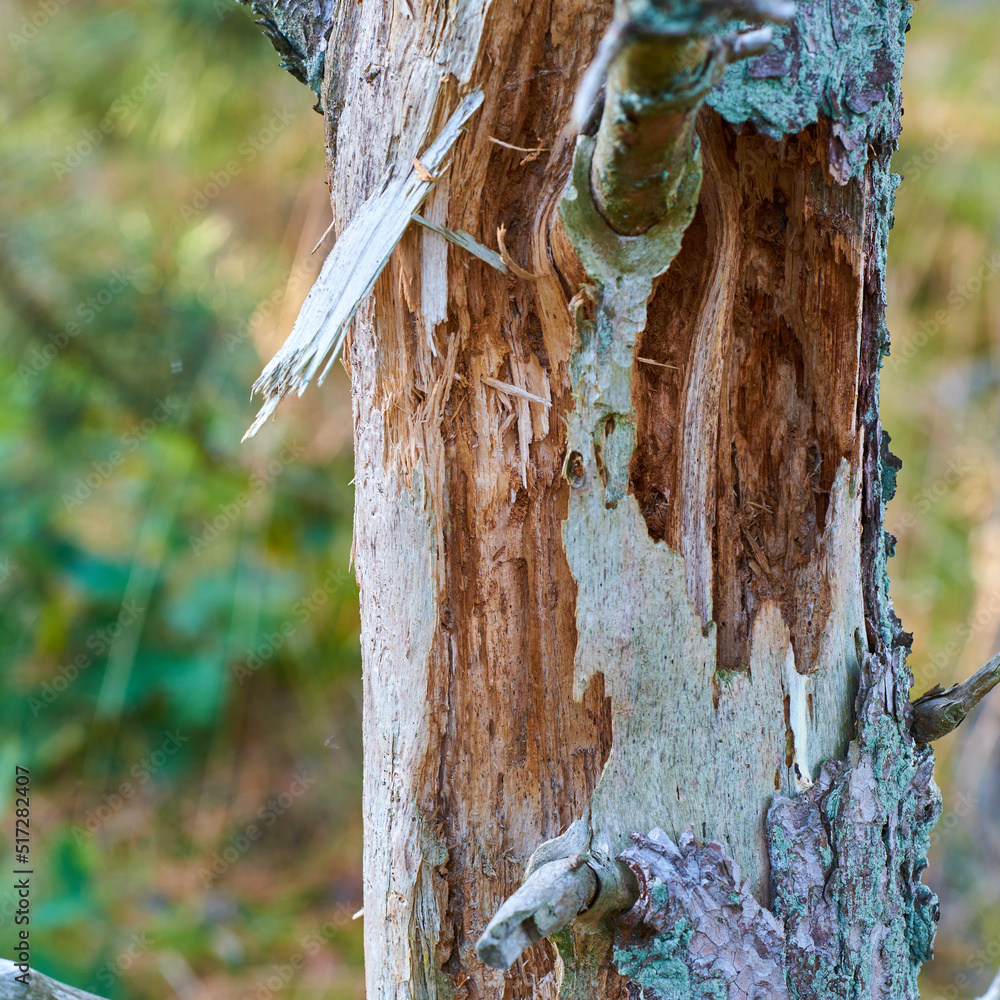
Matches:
[[241, 0, 998, 997]]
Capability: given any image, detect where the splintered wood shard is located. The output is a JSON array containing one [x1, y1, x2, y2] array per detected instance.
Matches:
[[410, 213, 509, 274], [243, 89, 485, 441]]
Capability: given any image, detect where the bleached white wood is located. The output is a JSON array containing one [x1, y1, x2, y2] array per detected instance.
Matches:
[[244, 90, 484, 440], [481, 376, 551, 407], [419, 181, 450, 356]]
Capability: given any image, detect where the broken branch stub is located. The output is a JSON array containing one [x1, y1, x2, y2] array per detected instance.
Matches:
[[476, 856, 598, 970], [475, 819, 637, 970], [580, 0, 795, 234], [910, 651, 1000, 743], [243, 90, 484, 441]]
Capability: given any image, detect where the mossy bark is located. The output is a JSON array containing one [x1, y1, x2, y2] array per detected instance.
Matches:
[[247, 0, 939, 996]]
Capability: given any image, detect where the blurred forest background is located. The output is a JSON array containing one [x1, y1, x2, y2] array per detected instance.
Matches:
[[0, 0, 996, 997]]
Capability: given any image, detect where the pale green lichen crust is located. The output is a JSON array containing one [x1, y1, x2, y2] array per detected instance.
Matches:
[[708, 0, 911, 182]]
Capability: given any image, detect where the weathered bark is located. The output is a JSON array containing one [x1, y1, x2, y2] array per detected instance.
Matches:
[[244, 0, 953, 997]]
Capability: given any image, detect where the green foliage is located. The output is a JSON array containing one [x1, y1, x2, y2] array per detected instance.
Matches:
[[0, 0, 362, 994]]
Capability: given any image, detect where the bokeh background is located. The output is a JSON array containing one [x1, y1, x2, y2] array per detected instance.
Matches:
[[0, 0, 996, 997]]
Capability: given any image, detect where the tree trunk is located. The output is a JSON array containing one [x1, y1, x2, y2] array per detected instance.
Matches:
[[245, 0, 949, 997]]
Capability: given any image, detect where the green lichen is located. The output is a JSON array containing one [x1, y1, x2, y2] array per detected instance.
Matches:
[[241, 0, 332, 95], [560, 134, 702, 510], [615, 918, 730, 1000], [708, 0, 912, 181], [614, 918, 694, 1000], [712, 666, 745, 687]]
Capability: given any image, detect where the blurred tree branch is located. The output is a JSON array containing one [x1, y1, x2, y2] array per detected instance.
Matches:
[[0, 960, 107, 1000]]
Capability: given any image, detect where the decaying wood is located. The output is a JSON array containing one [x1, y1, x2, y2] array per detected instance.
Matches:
[[315, 0, 619, 995], [244, 0, 951, 994], [0, 962, 107, 1000]]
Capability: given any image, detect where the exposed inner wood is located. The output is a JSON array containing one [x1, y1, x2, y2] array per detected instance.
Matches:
[[336, 0, 869, 991], [336, 0, 622, 994], [631, 116, 864, 676]]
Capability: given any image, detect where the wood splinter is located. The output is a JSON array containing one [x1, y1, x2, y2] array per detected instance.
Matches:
[[911, 651, 1000, 743]]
